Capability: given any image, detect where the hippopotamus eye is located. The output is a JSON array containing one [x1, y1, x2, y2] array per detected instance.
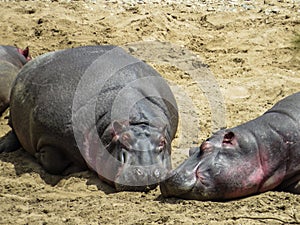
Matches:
[[222, 131, 237, 147], [199, 141, 213, 154]]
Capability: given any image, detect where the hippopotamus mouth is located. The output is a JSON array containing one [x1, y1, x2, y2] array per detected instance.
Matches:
[[115, 183, 158, 192], [114, 163, 169, 192], [95, 161, 165, 192], [160, 174, 195, 199], [160, 155, 202, 198]]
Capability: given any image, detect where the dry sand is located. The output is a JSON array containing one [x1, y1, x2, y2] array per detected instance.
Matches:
[[0, 0, 300, 224]]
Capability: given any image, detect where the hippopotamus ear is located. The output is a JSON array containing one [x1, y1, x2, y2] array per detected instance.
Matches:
[[200, 141, 213, 152], [111, 121, 127, 141], [222, 131, 237, 146], [111, 121, 133, 149], [120, 132, 133, 150], [17, 47, 31, 61], [158, 136, 167, 152]]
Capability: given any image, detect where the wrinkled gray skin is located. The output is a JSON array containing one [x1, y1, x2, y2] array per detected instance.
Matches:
[[0, 46, 178, 192], [161, 92, 300, 200], [0, 45, 30, 115]]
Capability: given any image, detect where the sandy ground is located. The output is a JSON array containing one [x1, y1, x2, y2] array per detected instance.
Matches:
[[0, 0, 300, 224]]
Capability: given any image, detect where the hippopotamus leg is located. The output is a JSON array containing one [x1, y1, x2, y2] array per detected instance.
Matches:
[[287, 182, 300, 193], [0, 131, 21, 152], [35, 146, 84, 175], [0, 131, 83, 175]]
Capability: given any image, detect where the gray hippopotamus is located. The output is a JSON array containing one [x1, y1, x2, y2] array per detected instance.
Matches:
[[0, 45, 178, 192], [0, 45, 30, 115], [160, 92, 300, 200]]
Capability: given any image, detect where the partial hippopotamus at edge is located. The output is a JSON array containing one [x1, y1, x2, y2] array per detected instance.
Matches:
[[0, 45, 31, 115], [160, 92, 300, 200], [0, 45, 178, 192]]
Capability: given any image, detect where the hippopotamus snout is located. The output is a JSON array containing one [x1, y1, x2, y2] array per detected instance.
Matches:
[[160, 170, 195, 198], [115, 165, 168, 192], [160, 146, 206, 199], [116, 143, 171, 191], [114, 148, 170, 191], [97, 121, 173, 191]]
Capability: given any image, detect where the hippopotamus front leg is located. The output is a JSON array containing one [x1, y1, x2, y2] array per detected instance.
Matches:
[[35, 146, 84, 175], [0, 131, 21, 153]]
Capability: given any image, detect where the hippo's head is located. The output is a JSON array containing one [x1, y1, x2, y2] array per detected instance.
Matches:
[[97, 121, 171, 192], [160, 129, 285, 200]]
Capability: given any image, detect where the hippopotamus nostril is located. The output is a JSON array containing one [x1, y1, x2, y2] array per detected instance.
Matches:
[[153, 168, 161, 178], [135, 167, 143, 176]]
